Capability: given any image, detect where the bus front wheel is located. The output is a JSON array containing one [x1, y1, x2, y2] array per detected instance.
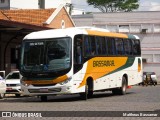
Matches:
[[80, 79, 93, 100], [80, 84, 88, 100]]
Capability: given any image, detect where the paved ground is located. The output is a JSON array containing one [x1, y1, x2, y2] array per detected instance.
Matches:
[[0, 85, 160, 119]]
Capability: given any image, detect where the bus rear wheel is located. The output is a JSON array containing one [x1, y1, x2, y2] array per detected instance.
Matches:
[[120, 76, 127, 95], [112, 76, 127, 95]]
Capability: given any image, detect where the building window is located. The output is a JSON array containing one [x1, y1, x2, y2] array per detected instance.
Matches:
[[61, 20, 65, 29], [1, 0, 5, 3], [119, 25, 129, 33], [123, 39, 132, 55]]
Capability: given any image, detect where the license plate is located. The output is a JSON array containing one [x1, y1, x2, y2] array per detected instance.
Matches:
[[40, 88, 48, 92], [7, 88, 12, 90]]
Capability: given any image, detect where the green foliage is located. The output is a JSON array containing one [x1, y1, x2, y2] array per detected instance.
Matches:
[[87, 0, 139, 12]]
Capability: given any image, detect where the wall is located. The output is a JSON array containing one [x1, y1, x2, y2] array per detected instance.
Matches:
[[46, 7, 74, 28], [10, 0, 38, 9], [10, 0, 69, 9]]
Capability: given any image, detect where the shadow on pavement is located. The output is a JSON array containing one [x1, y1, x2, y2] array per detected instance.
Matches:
[[0, 91, 135, 103]]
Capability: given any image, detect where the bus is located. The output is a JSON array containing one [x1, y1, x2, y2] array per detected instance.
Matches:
[[20, 27, 142, 101]]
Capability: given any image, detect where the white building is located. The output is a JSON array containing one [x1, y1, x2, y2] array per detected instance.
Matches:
[[72, 11, 160, 80], [0, 0, 71, 9], [72, 8, 85, 15]]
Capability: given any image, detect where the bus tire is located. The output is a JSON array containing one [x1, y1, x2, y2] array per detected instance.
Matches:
[[112, 77, 127, 95], [80, 84, 88, 100], [40, 96, 48, 102], [87, 78, 93, 98], [119, 76, 127, 95]]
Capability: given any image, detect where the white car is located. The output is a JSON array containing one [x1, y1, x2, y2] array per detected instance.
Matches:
[[5, 71, 22, 97], [0, 71, 6, 99]]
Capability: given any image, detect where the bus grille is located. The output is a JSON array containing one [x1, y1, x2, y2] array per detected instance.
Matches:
[[28, 88, 61, 93]]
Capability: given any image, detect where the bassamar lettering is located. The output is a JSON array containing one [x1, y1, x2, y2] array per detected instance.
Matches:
[[93, 60, 115, 67]]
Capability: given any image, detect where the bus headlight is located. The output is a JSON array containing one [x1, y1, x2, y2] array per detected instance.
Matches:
[[59, 77, 72, 85]]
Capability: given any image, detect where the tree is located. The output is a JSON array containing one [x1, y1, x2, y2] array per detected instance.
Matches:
[[87, 0, 139, 12]]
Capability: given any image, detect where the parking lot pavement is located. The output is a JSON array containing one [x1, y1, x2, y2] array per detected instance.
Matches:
[[0, 85, 160, 119]]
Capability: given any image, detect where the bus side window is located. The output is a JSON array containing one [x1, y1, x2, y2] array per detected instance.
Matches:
[[115, 38, 124, 55], [90, 36, 96, 56], [102, 37, 107, 55], [129, 40, 133, 55], [107, 38, 116, 55], [84, 36, 91, 56], [124, 39, 132, 55], [95, 37, 103, 55], [132, 40, 141, 55], [135, 40, 141, 55], [84, 36, 96, 56]]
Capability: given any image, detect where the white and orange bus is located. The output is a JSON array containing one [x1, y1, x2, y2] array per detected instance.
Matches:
[[20, 27, 142, 101]]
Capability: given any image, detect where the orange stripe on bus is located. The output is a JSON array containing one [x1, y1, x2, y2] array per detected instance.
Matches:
[[86, 30, 128, 38], [24, 75, 68, 85]]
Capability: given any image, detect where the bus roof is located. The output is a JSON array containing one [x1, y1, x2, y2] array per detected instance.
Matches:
[[23, 27, 139, 40]]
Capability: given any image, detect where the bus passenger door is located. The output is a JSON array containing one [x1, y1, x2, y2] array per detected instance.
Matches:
[[73, 35, 83, 80]]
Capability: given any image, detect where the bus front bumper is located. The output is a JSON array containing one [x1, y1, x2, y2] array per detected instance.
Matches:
[[21, 84, 72, 96]]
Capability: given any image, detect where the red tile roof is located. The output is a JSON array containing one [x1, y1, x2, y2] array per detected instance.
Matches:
[[0, 9, 56, 26], [0, 11, 9, 20]]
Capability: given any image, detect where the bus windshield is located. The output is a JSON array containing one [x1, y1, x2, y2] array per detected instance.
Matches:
[[21, 37, 71, 75]]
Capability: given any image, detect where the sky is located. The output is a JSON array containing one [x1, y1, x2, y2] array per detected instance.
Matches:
[[71, 0, 160, 12]]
